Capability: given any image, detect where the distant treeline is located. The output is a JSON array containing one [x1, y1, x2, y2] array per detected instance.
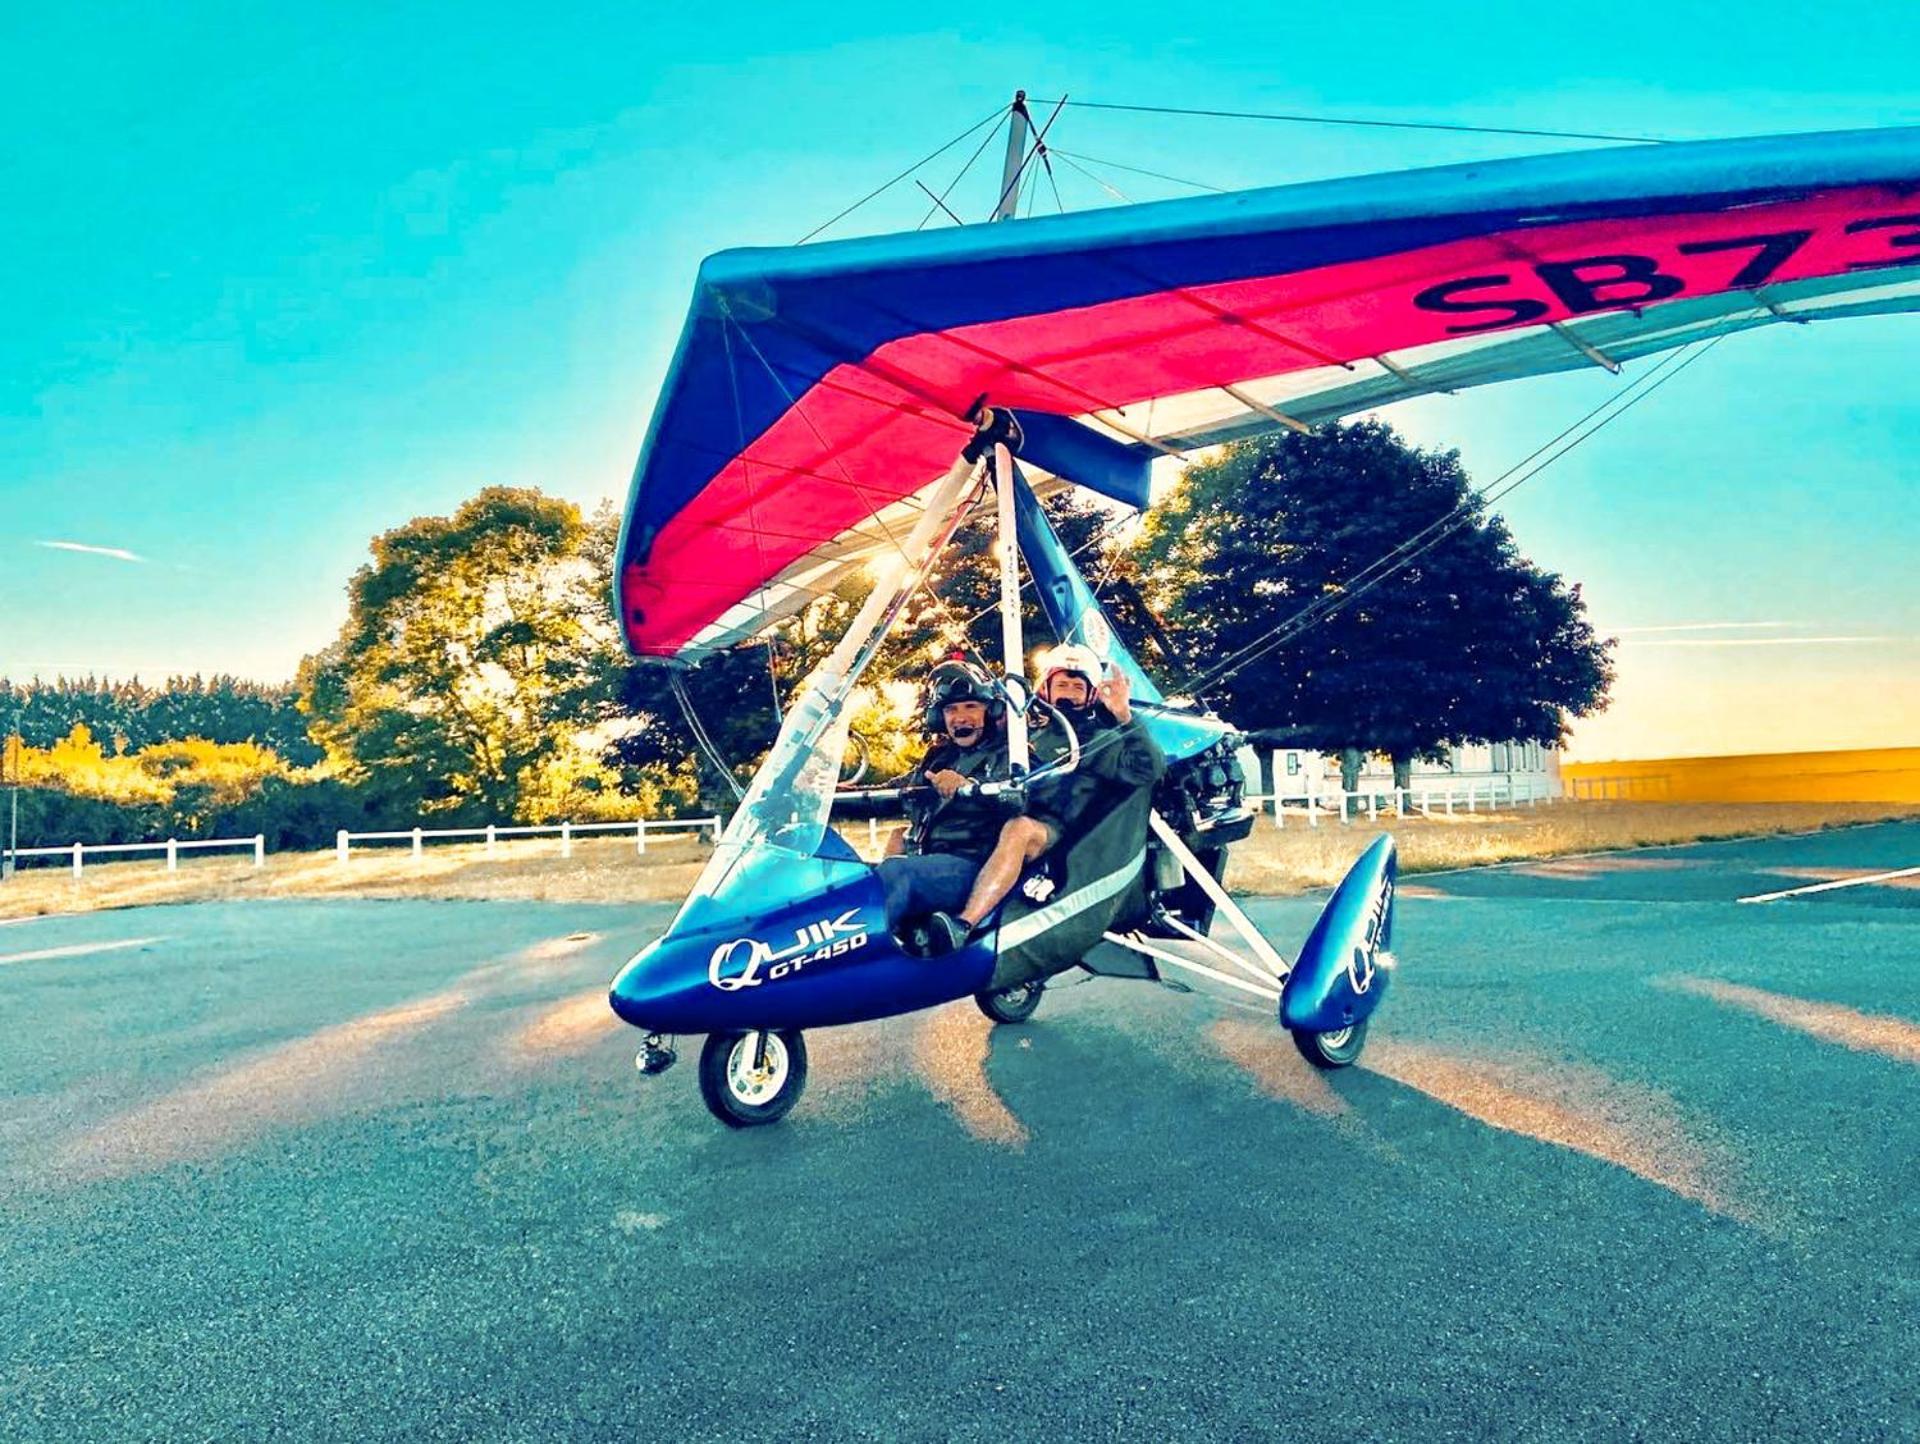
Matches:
[[0, 676, 323, 765], [8, 768, 381, 855]]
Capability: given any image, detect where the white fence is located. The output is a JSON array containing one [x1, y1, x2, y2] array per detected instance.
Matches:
[[1245, 776, 1558, 827], [1, 815, 722, 880], [333, 816, 722, 864], [7, 834, 266, 879]]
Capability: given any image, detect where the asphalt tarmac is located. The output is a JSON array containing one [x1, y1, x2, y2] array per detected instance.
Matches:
[[2, 822, 1915, 1443]]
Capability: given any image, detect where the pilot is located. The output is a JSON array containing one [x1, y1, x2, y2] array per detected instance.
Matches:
[[877, 661, 1015, 948]]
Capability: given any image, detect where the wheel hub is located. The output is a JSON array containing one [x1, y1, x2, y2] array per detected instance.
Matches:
[[727, 1033, 790, 1106]]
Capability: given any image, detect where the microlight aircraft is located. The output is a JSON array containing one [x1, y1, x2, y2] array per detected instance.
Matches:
[[609, 104, 1920, 1125]]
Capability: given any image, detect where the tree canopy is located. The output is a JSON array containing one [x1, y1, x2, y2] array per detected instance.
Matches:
[[298, 486, 628, 821], [1136, 420, 1613, 775]]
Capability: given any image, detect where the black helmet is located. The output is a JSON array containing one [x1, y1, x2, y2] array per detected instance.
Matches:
[[923, 660, 1004, 734]]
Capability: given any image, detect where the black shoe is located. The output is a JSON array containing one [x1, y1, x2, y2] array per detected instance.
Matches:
[[922, 911, 973, 957]]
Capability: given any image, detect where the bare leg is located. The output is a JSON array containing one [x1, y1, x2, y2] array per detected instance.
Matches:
[[959, 817, 1053, 926]]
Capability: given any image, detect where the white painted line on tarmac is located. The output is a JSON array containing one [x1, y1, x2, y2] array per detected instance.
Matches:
[[0, 936, 165, 966], [1737, 867, 1920, 904], [1410, 817, 1920, 884]]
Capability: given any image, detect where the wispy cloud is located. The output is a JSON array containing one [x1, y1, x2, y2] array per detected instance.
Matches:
[[34, 540, 146, 564], [1610, 621, 1793, 635], [1622, 635, 1906, 648], [1606, 620, 1919, 648]]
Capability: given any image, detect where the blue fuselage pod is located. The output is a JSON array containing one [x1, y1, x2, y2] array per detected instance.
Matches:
[[1280, 834, 1397, 1033], [609, 833, 995, 1034]]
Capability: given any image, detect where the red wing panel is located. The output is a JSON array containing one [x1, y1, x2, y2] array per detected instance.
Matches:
[[625, 184, 1916, 656]]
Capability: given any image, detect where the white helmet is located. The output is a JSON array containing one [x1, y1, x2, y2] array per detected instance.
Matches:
[[1034, 642, 1102, 693]]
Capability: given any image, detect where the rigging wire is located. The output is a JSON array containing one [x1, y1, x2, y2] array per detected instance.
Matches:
[[1183, 318, 1751, 695], [765, 639, 785, 724], [1183, 359, 1699, 692], [798, 104, 1006, 244], [914, 178, 965, 226], [1053, 149, 1133, 203], [917, 115, 1005, 230], [1029, 98, 1674, 146], [1042, 148, 1067, 215], [1047, 147, 1227, 193], [1195, 344, 1702, 681], [669, 670, 748, 802], [985, 96, 1069, 222], [1181, 343, 1704, 688], [798, 92, 1669, 249]]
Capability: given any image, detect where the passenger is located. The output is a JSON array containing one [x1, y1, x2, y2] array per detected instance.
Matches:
[[877, 661, 1015, 951], [1022, 642, 1166, 858]]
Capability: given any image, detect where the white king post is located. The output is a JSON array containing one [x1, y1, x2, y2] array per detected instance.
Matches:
[[987, 90, 1037, 774], [993, 438, 1029, 772]]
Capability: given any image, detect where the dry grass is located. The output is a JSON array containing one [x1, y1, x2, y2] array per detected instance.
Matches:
[[0, 833, 710, 921], [1221, 799, 1920, 894], [3, 800, 1914, 921]]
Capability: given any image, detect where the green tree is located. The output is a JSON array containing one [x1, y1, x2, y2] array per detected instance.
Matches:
[[1136, 421, 1612, 785], [299, 487, 620, 819]]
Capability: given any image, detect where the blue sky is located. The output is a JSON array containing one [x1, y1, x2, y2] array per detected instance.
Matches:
[[3, 3, 1915, 759]]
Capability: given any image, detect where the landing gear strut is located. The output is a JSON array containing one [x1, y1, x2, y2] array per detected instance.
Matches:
[[635, 1033, 678, 1075]]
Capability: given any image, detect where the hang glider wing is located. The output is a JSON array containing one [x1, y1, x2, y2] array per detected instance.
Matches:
[[617, 126, 1920, 660]]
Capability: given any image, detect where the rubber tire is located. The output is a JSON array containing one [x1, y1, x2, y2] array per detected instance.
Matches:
[[697, 1029, 809, 1127], [1291, 1016, 1369, 1070], [975, 981, 1045, 1025]]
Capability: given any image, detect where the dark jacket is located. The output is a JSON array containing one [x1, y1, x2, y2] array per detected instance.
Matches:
[[906, 734, 1013, 862], [1027, 707, 1166, 839]]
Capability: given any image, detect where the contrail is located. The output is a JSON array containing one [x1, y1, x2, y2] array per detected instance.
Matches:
[[34, 540, 146, 563]]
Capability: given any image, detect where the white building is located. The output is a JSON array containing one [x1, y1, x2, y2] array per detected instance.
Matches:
[[1240, 740, 1563, 809]]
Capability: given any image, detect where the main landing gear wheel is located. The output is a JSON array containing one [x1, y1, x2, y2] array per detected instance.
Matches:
[[698, 1029, 808, 1127], [1291, 1017, 1369, 1070], [975, 980, 1044, 1025]]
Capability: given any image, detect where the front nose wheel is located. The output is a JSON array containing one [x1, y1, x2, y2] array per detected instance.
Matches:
[[698, 1029, 809, 1127], [1290, 1017, 1368, 1070]]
